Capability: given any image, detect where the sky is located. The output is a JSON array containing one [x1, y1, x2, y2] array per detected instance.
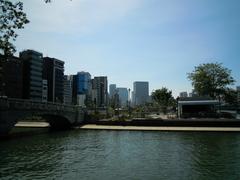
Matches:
[[14, 0, 240, 97]]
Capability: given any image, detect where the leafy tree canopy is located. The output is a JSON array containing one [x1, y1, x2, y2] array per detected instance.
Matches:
[[151, 87, 175, 113], [188, 63, 235, 98], [0, 0, 29, 56]]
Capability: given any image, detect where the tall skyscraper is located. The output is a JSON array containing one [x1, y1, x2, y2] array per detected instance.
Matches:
[[131, 91, 135, 106], [43, 57, 64, 103], [92, 76, 108, 107], [76, 71, 91, 95], [109, 84, 117, 98], [0, 55, 23, 98], [71, 74, 78, 105], [116, 87, 129, 107], [63, 75, 72, 105], [133, 81, 149, 106], [42, 80, 48, 102], [20, 50, 43, 101], [75, 71, 91, 106]]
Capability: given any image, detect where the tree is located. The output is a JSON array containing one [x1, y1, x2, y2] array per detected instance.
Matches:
[[151, 87, 175, 114], [0, 0, 29, 56], [188, 63, 235, 98], [223, 88, 238, 106]]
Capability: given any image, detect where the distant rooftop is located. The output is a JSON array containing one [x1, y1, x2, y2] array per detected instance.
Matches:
[[21, 49, 42, 55], [134, 81, 149, 83], [43, 56, 64, 64]]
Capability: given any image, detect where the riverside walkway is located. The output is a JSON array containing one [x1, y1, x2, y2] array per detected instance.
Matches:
[[14, 122, 240, 132], [79, 124, 240, 132], [15, 122, 49, 128]]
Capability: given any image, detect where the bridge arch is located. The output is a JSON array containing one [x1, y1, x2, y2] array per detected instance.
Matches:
[[42, 114, 72, 130], [0, 98, 85, 135]]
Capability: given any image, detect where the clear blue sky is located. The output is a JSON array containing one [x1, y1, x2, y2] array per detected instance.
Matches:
[[15, 0, 240, 97]]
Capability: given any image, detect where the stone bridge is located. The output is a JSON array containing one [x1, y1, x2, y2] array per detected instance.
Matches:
[[0, 97, 86, 136]]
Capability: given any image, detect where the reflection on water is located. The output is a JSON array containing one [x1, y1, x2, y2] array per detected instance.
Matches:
[[1, 130, 240, 179]]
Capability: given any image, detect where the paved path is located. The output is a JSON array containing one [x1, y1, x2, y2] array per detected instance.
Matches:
[[79, 124, 240, 132], [15, 122, 49, 128], [14, 122, 240, 132]]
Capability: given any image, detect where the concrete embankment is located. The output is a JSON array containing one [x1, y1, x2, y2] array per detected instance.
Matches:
[[94, 118, 240, 127], [3, 119, 240, 140], [79, 124, 240, 132], [14, 121, 240, 132], [80, 118, 240, 132]]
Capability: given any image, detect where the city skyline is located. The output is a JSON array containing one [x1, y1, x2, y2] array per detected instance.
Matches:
[[14, 0, 240, 97]]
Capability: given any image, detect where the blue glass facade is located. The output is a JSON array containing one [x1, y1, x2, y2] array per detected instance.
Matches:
[[76, 72, 91, 95]]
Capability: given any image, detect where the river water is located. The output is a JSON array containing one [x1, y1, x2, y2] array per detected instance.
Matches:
[[1, 130, 240, 179]]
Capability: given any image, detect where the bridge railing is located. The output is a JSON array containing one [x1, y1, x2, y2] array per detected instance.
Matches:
[[0, 97, 83, 112]]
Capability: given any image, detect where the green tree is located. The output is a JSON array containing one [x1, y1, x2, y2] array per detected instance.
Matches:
[[0, 0, 29, 56], [223, 88, 238, 106], [188, 63, 235, 98], [151, 87, 175, 114]]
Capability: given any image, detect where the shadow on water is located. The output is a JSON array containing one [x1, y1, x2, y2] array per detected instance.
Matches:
[[0, 130, 79, 179]]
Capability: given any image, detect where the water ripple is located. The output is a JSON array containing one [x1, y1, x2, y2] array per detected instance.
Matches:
[[1, 131, 240, 179]]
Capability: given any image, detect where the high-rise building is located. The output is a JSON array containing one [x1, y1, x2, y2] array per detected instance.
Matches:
[[179, 92, 188, 98], [63, 75, 72, 105], [42, 80, 48, 102], [92, 76, 108, 107], [72, 71, 92, 106], [43, 57, 64, 103], [131, 91, 135, 106], [116, 87, 129, 107], [20, 50, 43, 101], [77, 94, 86, 107], [109, 84, 117, 98], [0, 55, 23, 98], [76, 72, 91, 95], [133, 81, 149, 106], [71, 74, 78, 105], [91, 88, 98, 107]]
